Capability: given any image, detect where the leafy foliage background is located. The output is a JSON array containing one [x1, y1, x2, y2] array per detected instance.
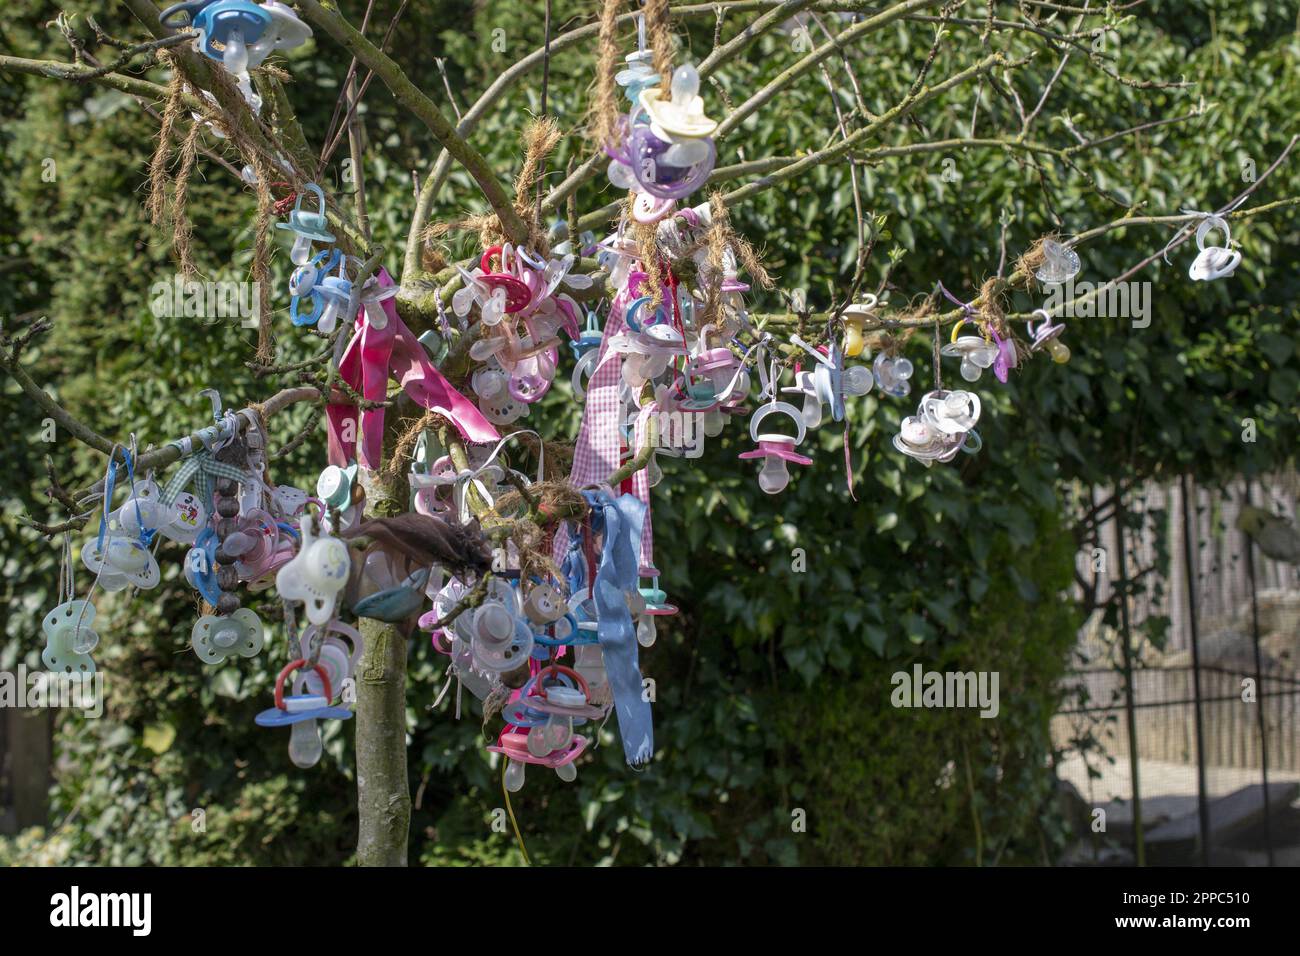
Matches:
[[0, 0, 1296, 865]]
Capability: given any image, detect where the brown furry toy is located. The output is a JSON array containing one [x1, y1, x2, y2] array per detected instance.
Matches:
[[339, 514, 492, 577]]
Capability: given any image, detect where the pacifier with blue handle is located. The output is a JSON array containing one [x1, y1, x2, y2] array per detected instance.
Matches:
[[160, 0, 217, 29], [314, 266, 353, 335], [275, 183, 335, 265], [184, 527, 223, 606], [191, 0, 273, 75]]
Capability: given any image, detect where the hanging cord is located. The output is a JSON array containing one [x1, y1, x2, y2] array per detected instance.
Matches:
[[932, 318, 943, 392], [501, 760, 533, 865]]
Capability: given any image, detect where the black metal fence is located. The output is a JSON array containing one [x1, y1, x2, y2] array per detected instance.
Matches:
[[1054, 473, 1300, 866]]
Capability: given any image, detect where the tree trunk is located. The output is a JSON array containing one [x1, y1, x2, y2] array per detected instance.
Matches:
[[354, 467, 411, 866]]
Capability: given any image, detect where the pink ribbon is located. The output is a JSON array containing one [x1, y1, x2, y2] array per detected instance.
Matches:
[[327, 268, 500, 469]]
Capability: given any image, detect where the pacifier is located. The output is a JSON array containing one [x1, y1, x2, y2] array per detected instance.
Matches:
[[739, 401, 813, 495], [596, 232, 639, 289], [635, 571, 678, 648], [316, 462, 360, 512], [296, 620, 364, 698], [42, 599, 100, 674], [359, 275, 398, 329], [893, 415, 959, 465], [185, 527, 223, 606], [163, 491, 208, 544], [160, 0, 218, 29], [523, 581, 567, 625], [191, 607, 265, 664], [941, 320, 1000, 383], [272, 484, 311, 517], [493, 665, 593, 788], [989, 323, 1017, 384], [615, 48, 659, 103], [111, 478, 166, 536], [479, 393, 529, 426], [82, 535, 161, 592], [314, 264, 353, 335], [873, 352, 914, 398], [229, 509, 288, 580], [640, 63, 718, 139], [784, 337, 872, 427], [190, 0, 273, 75], [115, 479, 206, 545], [632, 191, 677, 224], [254, 659, 353, 769], [275, 512, 351, 625], [841, 293, 878, 357], [1027, 309, 1070, 363], [1188, 215, 1241, 281], [920, 389, 982, 435], [275, 183, 335, 265], [289, 247, 339, 305], [627, 107, 716, 200], [1035, 238, 1081, 285], [470, 599, 534, 673], [352, 565, 431, 622], [476, 246, 532, 317]]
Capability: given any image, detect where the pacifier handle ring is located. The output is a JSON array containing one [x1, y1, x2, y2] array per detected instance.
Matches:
[[274, 658, 332, 710], [625, 295, 653, 332], [1195, 215, 1231, 251], [949, 318, 973, 344], [748, 400, 807, 445], [535, 664, 589, 700], [1028, 308, 1052, 337], [160, 0, 207, 28], [295, 183, 325, 220], [480, 244, 505, 274]]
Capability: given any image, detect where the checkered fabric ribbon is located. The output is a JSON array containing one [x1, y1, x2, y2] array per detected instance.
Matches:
[[554, 283, 655, 571], [159, 449, 248, 507]]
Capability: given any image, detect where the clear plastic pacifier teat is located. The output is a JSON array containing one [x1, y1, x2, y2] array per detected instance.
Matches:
[[255, 658, 353, 769]]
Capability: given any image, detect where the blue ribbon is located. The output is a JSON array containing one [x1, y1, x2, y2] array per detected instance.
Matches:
[[96, 450, 154, 552], [583, 489, 653, 767]]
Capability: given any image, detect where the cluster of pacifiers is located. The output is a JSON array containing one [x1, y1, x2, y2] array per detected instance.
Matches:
[[894, 390, 983, 466], [45, 452, 178, 675], [455, 244, 593, 425], [494, 665, 602, 790], [605, 33, 717, 205], [280, 182, 392, 334], [423, 572, 618, 791], [783, 337, 874, 430]]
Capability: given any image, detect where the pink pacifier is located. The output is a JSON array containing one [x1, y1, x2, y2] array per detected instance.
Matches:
[[739, 401, 813, 494]]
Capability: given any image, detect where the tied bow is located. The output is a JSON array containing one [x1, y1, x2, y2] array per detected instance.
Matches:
[[326, 268, 500, 470]]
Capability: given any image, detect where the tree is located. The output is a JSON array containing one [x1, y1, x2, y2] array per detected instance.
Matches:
[[1, 0, 1297, 866]]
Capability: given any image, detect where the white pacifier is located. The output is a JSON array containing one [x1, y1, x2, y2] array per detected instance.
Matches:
[[275, 512, 351, 625], [1188, 215, 1241, 281]]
